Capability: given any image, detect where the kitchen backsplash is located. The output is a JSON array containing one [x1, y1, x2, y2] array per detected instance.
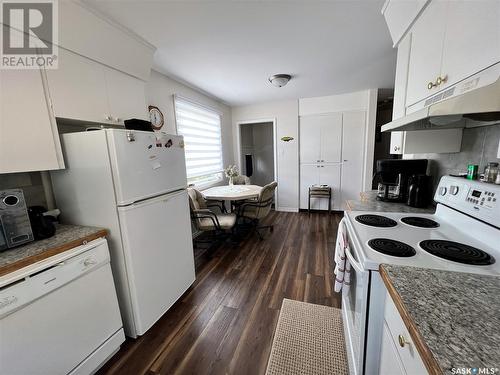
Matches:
[[404, 124, 500, 190], [0, 172, 47, 207]]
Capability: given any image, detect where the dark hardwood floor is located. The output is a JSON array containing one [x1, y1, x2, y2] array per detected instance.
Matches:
[[98, 210, 342, 375]]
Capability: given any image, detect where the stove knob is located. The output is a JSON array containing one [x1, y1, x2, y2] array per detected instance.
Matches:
[[439, 186, 447, 196], [450, 186, 459, 195]]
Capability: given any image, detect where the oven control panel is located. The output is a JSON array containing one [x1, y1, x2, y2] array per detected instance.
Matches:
[[435, 176, 499, 227]]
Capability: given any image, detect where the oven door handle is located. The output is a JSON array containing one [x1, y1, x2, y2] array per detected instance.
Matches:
[[344, 244, 364, 273]]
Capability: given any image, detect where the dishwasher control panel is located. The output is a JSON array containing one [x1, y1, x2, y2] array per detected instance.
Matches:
[[0, 240, 110, 318]]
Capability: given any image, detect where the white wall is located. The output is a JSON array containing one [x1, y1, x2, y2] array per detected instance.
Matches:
[[232, 100, 299, 212], [146, 70, 234, 174], [299, 89, 378, 191]]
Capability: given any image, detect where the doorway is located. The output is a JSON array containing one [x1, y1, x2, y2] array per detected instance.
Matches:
[[236, 120, 276, 188]]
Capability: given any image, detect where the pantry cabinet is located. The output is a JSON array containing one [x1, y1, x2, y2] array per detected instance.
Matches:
[[47, 48, 148, 125], [406, 0, 500, 109], [299, 113, 342, 163], [0, 67, 64, 173], [299, 111, 365, 211]]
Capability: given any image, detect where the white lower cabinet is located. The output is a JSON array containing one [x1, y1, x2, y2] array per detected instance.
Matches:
[[300, 164, 342, 210], [379, 289, 428, 375], [0, 66, 64, 173]]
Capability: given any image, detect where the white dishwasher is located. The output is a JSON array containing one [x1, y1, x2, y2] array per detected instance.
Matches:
[[0, 238, 125, 375]]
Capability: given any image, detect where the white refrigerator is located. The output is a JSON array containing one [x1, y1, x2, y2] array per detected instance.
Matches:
[[51, 129, 196, 338]]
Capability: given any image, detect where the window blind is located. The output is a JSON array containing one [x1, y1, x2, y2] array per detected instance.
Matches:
[[174, 97, 223, 186]]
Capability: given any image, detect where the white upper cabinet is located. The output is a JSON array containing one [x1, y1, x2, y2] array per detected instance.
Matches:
[[440, 0, 500, 92], [300, 113, 342, 163], [47, 48, 108, 124], [0, 68, 64, 173], [105, 67, 148, 123], [47, 48, 148, 125], [382, 0, 429, 47], [406, 0, 448, 107], [405, 0, 500, 108]]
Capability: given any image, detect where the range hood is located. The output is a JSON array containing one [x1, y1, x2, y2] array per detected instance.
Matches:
[[382, 63, 500, 132]]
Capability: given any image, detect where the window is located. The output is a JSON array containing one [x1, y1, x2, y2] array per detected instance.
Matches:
[[174, 96, 223, 186]]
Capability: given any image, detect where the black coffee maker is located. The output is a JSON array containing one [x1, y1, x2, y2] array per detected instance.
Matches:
[[373, 159, 428, 203], [407, 174, 432, 208]]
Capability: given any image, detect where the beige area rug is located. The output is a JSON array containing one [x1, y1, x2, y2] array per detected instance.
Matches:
[[265, 299, 349, 375]]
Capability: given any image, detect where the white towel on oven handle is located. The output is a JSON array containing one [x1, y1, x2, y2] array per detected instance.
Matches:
[[334, 219, 351, 293]]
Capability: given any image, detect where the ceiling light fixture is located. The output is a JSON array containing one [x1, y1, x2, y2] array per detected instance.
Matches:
[[269, 74, 292, 87]]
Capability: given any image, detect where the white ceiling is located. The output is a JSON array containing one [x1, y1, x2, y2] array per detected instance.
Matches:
[[84, 1, 396, 106]]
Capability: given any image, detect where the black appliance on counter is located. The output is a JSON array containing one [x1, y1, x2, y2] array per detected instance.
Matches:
[[373, 159, 429, 203], [407, 174, 432, 208], [28, 206, 56, 240]]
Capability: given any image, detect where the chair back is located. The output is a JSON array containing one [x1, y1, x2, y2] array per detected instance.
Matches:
[[187, 188, 207, 211], [232, 175, 251, 185], [255, 181, 277, 219]]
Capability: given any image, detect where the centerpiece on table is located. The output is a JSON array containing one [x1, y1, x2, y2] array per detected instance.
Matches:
[[224, 165, 239, 185]]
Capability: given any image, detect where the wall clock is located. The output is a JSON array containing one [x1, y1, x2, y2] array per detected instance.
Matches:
[[148, 105, 164, 130]]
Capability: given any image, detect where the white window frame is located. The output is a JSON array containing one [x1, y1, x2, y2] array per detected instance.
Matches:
[[174, 94, 224, 188]]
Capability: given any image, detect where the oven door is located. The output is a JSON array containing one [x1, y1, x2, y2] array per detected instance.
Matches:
[[342, 221, 370, 375]]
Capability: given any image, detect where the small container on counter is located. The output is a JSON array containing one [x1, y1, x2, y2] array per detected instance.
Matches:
[[484, 162, 499, 183], [467, 164, 478, 180]]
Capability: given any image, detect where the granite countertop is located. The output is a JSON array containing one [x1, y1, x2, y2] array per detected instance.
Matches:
[[346, 190, 435, 213], [380, 264, 500, 375], [0, 224, 107, 277]]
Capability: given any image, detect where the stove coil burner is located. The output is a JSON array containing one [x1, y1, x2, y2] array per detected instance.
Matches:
[[401, 217, 440, 228], [420, 240, 495, 265], [355, 214, 397, 228], [368, 238, 416, 257]]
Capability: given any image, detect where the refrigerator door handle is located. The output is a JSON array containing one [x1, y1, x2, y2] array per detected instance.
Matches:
[[117, 190, 183, 211]]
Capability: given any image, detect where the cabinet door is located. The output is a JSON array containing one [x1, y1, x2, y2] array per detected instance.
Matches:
[[320, 113, 343, 163], [299, 164, 320, 210], [383, 0, 429, 47], [393, 34, 411, 121], [390, 132, 405, 155], [319, 164, 342, 210], [341, 112, 366, 209], [105, 67, 148, 124], [299, 116, 321, 163], [0, 68, 64, 173], [379, 322, 406, 375], [406, 0, 448, 107], [46, 48, 109, 124], [440, 0, 500, 91]]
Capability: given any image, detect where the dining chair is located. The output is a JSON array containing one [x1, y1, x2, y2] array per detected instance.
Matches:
[[187, 188, 237, 246], [232, 175, 251, 185], [236, 181, 277, 240]]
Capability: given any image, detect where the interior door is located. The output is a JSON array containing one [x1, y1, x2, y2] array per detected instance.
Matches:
[[320, 113, 343, 163], [105, 67, 148, 123], [46, 48, 109, 124], [299, 164, 320, 210], [107, 130, 187, 205], [341, 112, 366, 210], [406, 0, 448, 106], [319, 164, 342, 210], [299, 116, 321, 163], [118, 190, 195, 336]]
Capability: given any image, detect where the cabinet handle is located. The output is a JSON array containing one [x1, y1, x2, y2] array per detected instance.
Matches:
[[321, 160, 324, 162], [436, 75, 447, 86], [398, 334, 409, 348], [105, 115, 112, 121], [317, 160, 320, 162], [427, 81, 437, 90]]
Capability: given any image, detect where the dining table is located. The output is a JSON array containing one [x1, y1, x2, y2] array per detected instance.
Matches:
[[202, 184, 262, 212]]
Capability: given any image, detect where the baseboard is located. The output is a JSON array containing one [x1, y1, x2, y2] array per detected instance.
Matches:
[[276, 207, 299, 213]]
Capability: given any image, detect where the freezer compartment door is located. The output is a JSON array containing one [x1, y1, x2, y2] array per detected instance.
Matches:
[[118, 190, 195, 336], [107, 129, 187, 205]]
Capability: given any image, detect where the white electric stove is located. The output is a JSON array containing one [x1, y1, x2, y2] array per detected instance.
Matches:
[[340, 176, 500, 375]]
